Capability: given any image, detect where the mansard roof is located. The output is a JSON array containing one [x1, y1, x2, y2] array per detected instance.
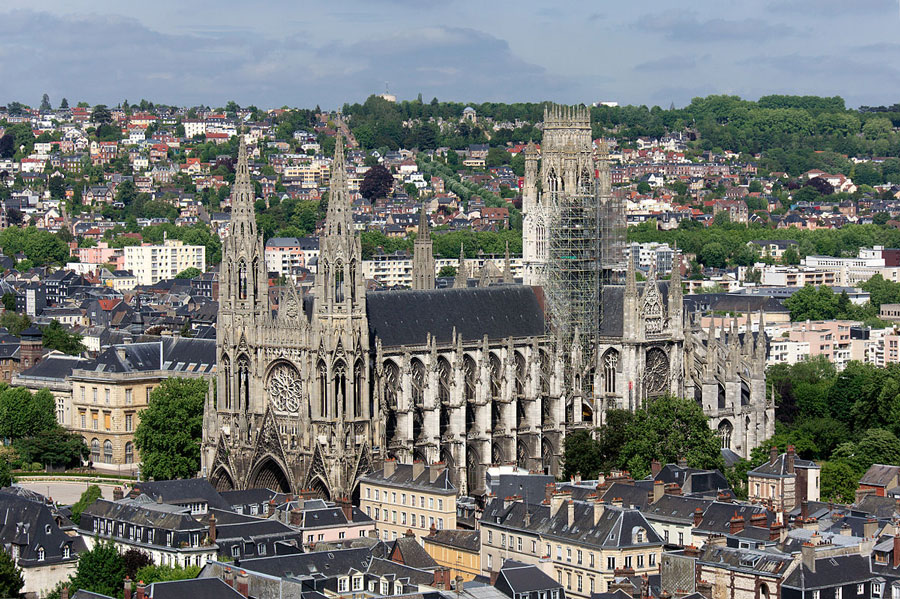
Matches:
[[365, 286, 544, 348]]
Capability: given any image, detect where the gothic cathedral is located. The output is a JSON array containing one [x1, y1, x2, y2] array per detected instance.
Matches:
[[203, 110, 774, 501]]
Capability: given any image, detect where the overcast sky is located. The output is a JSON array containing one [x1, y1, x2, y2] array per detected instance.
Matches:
[[3, 0, 899, 110]]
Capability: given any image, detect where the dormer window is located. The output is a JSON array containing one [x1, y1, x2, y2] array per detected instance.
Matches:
[[62, 545, 70, 559], [37, 546, 45, 561], [45, 525, 51, 535]]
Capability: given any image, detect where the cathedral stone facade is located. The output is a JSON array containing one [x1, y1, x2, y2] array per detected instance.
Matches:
[[202, 113, 773, 502]]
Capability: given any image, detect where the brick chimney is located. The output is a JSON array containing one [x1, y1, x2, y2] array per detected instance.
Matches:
[[224, 568, 234, 587], [384, 458, 396, 478], [894, 533, 900, 568], [800, 500, 809, 522], [432, 567, 450, 590], [61, 587, 68, 599], [209, 513, 217, 543], [412, 460, 425, 480], [267, 499, 276, 517], [545, 483, 556, 505], [290, 508, 303, 526], [503, 495, 520, 510], [136, 581, 146, 599], [697, 580, 713, 599], [770, 446, 778, 465], [429, 462, 446, 483], [786, 445, 795, 474], [677, 457, 687, 468], [124, 577, 132, 599], [650, 460, 662, 477], [574, 472, 582, 484], [113, 487, 124, 501], [338, 496, 353, 522], [490, 566, 500, 586], [749, 512, 767, 528], [728, 513, 745, 535], [236, 571, 249, 598], [665, 483, 682, 496], [693, 507, 703, 528], [769, 522, 782, 542], [405, 528, 416, 538], [683, 545, 700, 558]]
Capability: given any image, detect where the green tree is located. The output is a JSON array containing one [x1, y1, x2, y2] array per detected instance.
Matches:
[[68, 541, 125, 598], [0, 312, 30, 336], [0, 550, 24, 599], [134, 564, 201, 584], [175, 267, 202, 279], [636, 181, 651, 194], [40, 93, 52, 112], [1, 293, 15, 312], [0, 455, 13, 488], [91, 105, 113, 127], [59, 98, 69, 110], [562, 430, 604, 480], [618, 395, 724, 478], [123, 549, 152, 579], [134, 378, 207, 480], [70, 485, 102, 526], [0, 387, 57, 440], [15, 427, 88, 469], [821, 460, 859, 503], [42, 320, 87, 355], [699, 242, 728, 268], [437, 265, 457, 278]]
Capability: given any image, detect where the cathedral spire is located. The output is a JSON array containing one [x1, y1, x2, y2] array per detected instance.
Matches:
[[229, 132, 256, 237], [324, 132, 352, 239], [412, 204, 435, 290], [417, 204, 430, 240], [455, 244, 468, 288], [503, 241, 513, 283]]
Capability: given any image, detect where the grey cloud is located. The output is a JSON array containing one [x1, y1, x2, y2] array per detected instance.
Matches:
[[768, 0, 896, 15], [634, 9, 792, 42]]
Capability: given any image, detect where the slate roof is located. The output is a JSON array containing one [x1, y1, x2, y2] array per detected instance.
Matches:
[[750, 453, 818, 478], [130, 479, 231, 510], [783, 554, 875, 589], [236, 547, 373, 578], [76, 337, 215, 375], [642, 495, 712, 524], [16, 352, 89, 382], [0, 491, 86, 566], [697, 545, 793, 577], [694, 501, 774, 535], [147, 577, 245, 599], [652, 465, 731, 497], [855, 495, 900, 519], [81, 499, 205, 534], [860, 464, 900, 488], [364, 286, 544, 347], [423, 529, 480, 553], [361, 464, 456, 495], [490, 473, 556, 507], [496, 560, 560, 595], [390, 536, 439, 570], [482, 497, 663, 550]]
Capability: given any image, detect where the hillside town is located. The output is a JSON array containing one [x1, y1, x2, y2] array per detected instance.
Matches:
[[3, 90, 900, 599]]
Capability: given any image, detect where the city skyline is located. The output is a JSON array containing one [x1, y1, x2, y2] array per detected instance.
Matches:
[[2, 0, 900, 109]]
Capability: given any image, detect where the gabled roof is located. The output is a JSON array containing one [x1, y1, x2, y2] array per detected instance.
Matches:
[[147, 577, 245, 599], [860, 464, 900, 488], [750, 453, 818, 478], [130, 479, 231, 510]]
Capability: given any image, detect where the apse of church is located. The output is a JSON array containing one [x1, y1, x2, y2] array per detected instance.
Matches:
[[203, 113, 774, 502]]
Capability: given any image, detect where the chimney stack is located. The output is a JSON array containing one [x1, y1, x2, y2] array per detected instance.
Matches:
[[384, 458, 396, 478], [338, 496, 353, 522], [650, 460, 662, 477], [61, 588, 69, 599], [290, 508, 303, 526], [769, 522, 782, 542], [545, 483, 556, 505], [728, 513, 745, 535], [550, 490, 568, 517], [236, 571, 249, 598], [786, 445, 795, 474], [574, 472, 582, 485], [124, 577, 132, 599], [652, 480, 664, 503], [693, 507, 704, 528], [430, 462, 446, 484], [592, 498, 605, 526], [113, 487, 124, 501], [801, 500, 809, 522], [801, 543, 816, 573], [770, 446, 778, 465], [567, 500, 575, 528], [894, 533, 900, 568], [136, 581, 146, 599], [412, 460, 425, 480], [677, 457, 687, 468], [267, 499, 276, 517], [209, 513, 217, 543], [224, 568, 234, 587]]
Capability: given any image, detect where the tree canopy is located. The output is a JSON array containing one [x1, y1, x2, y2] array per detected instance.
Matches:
[[134, 377, 207, 480], [42, 320, 87, 355], [0, 550, 24, 599], [359, 164, 394, 201], [0, 386, 57, 440]]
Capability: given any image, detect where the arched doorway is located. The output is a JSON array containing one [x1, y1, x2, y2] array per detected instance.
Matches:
[[211, 467, 235, 492], [250, 457, 291, 493]]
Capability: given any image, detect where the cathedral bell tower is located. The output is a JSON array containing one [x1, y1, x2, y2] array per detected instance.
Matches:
[[215, 132, 268, 441]]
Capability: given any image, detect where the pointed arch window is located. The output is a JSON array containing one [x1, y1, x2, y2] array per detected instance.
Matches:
[[252, 258, 259, 300], [237, 355, 251, 411], [489, 353, 502, 400], [221, 354, 232, 410], [383, 361, 400, 410], [350, 260, 357, 304], [334, 260, 345, 303], [238, 260, 248, 300], [333, 360, 347, 417], [354, 360, 363, 418], [602, 349, 619, 395], [438, 357, 451, 406], [411, 359, 426, 408]]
